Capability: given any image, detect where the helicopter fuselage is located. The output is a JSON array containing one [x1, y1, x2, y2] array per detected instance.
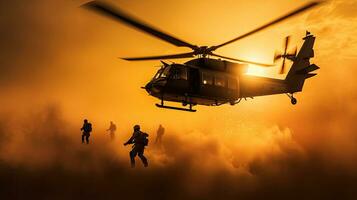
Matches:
[[145, 34, 318, 111], [144, 58, 290, 107], [83, 1, 321, 112]]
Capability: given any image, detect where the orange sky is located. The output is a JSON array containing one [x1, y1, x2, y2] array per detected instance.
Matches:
[[0, 0, 355, 134], [1, 0, 357, 157], [1, 1, 357, 198]]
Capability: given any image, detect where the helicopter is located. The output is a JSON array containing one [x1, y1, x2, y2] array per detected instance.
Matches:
[[83, 1, 321, 112]]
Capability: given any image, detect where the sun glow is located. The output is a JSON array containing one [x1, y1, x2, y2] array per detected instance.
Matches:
[[245, 65, 268, 77]]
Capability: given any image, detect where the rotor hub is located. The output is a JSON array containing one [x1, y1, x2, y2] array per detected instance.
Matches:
[[193, 46, 211, 57]]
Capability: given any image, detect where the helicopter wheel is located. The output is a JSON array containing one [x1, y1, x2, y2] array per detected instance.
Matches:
[[291, 97, 297, 105], [230, 101, 235, 106]]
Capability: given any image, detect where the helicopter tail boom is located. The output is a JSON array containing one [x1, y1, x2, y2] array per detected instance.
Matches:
[[285, 32, 319, 93]]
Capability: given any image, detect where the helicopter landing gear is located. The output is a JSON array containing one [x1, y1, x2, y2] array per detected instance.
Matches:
[[182, 94, 189, 106], [156, 97, 196, 112], [286, 93, 297, 105], [230, 98, 242, 106], [291, 97, 297, 105]]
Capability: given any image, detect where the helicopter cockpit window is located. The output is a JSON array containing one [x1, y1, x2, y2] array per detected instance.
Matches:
[[214, 75, 226, 87], [153, 68, 163, 79], [160, 66, 171, 78], [171, 66, 188, 80], [202, 72, 213, 85]]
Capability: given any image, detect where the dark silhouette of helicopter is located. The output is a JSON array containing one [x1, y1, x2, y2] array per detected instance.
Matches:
[[83, 1, 321, 112]]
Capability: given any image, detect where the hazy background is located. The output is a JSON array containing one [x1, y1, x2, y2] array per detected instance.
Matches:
[[1, 0, 357, 199]]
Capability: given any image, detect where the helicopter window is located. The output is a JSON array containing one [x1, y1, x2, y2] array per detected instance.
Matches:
[[153, 69, 163, 79], [202, 72, 213, 85], [160, 66, 171, 78], [228, 78, 237, 89], [214, 75, 226, 87], [171, 66, 188, 80]]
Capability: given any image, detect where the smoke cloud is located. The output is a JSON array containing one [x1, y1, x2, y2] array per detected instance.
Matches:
[[0, 105, 357, 200], [1, 0, 357, 199]]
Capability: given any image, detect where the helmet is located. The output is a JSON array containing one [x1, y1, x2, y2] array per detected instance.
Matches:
[[133, 125, 140, 131]]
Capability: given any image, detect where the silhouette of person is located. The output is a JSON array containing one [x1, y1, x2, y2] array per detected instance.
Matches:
[[124, 125, 149, 168], [80, 119, 92, 144], [106, 121, 117, 140], [155, 124, 165, 144]]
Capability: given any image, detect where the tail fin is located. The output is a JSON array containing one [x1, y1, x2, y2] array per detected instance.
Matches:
[[285, 32, 320, 93]]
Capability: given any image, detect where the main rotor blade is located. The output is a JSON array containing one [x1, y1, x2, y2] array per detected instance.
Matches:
[[209, 1, 321, 51], [121, 52, 195, 61], [210, 53, 274, 67], [83, 1, 198, 49]]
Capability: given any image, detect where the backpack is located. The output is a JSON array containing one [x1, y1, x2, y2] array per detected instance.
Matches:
[[135, 132, 149, 146], [84, 123, 92, 132]]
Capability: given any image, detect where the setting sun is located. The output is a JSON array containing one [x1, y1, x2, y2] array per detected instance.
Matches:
[[246, 65, 268, 76]]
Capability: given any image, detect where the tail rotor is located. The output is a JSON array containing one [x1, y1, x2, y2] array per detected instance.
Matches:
[[274, 36, 297, 74]]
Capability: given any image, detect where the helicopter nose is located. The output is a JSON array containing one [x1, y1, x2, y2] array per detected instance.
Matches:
[[145, 79, 166, 94], [144, 82, 153, 93]]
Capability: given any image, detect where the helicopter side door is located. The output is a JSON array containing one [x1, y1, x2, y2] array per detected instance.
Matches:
[[189, 67, 200, 94], [200, 70, 239, 100], [165, 65, 189, 94], [200, 70, 224, 98]]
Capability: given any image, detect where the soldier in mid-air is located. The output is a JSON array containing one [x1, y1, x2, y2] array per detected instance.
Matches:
[[80, 119, 92, 144], [124, 125, 149, 168], [106, 121, 117, 141], [155, 124, 165, 144]]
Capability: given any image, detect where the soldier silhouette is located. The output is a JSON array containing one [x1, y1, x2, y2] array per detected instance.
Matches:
[[124, 125, 149, 168], [155, 124, 165, 144], [80, 119, 92, 144], [106, 121, 117, 140]]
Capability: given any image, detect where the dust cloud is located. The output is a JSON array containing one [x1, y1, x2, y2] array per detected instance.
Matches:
[[1, 0, 357, 199], [0, 105, 356, 200]]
